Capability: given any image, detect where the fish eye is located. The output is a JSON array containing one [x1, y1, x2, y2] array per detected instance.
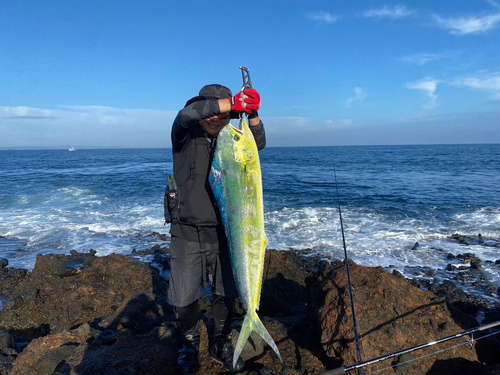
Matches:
[[233, 134, 240, 141]]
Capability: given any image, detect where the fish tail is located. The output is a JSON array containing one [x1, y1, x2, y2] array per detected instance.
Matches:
[[233, 311, 282, 369]]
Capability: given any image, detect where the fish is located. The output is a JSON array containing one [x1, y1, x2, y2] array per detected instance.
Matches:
[[209, 117, 282, 369]]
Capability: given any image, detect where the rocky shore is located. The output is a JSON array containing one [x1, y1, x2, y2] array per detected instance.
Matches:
[[1, 233, 500, 375]]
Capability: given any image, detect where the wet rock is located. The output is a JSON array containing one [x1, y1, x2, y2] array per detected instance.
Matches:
[[392, 269, 404, 278], [152, 251, 170, 271], [412, 242, 420, 250], [0, 259, 8, 269], [452, 233, 470, 246], [132, 245, 169, 257], [485, 285, 498, 297], [478, 233, 485, 245], [56, 258, 90, 278], [148, 232, 170, 242], [469, 257, 482, 270], [457, 270, 477, 283]]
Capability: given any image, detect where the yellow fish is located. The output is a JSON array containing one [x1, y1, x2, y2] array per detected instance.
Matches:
[[209, 117, 282, 369]]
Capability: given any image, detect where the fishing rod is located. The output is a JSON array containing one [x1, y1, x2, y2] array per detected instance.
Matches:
[[333, 165, 365, 375], [329, 167, 500, 375], [322, 319, 500, 374]]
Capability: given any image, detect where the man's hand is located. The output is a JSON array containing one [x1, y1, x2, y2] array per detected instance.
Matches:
[[231, 89, 261, 114]]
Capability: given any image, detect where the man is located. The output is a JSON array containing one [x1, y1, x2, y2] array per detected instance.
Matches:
[[167, 83, 265, 374]]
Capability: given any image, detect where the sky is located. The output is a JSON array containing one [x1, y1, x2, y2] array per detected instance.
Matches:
[[1, 0, 500, 148]]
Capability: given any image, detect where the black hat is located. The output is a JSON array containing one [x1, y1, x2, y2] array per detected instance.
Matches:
[[199, 84, 232, 99], [184, 84, 233, 108]]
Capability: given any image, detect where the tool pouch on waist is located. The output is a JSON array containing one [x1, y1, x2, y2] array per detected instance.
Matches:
[[164, 174, 180, 225]]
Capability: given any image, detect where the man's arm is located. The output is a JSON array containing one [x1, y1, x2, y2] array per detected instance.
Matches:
[[249, 116, 266, 151], [171, 99, 229, 143]]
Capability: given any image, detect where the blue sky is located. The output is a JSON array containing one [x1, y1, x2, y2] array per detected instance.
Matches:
[[1, 0, 500, 148]]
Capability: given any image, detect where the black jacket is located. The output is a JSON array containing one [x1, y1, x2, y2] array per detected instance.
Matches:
[[170, 98, 266, 242]]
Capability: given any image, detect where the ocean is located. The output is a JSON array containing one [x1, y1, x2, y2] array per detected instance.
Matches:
[[1, 144, 499, 303]]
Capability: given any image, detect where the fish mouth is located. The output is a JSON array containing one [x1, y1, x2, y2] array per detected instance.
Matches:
[[230, 124, 244, 134], [228, 125, 245, 141]]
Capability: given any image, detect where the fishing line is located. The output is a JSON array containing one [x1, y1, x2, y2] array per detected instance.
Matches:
[[333, 164, 365, 375]]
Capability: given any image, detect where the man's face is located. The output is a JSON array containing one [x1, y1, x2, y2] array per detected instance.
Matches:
[[199, 112, 231, 136]]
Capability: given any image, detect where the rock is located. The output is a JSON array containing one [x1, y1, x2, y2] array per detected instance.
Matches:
[[0, 252, 162, 334], [0, 259, 8, 269], [57, 259, 88, 277], [1, 249, 498, 375], [0, 355, 14, 375], [445, 263, 456, 271], [0, 333, 14, 356], [479, 233, 485, 245], [9, 330, 92, 375], [393, 269, 404, 278], [35, 344, 78, 375], [485, 285, 498, 297], [306, 260, 481, 374], [469, 257, 482, 270], [0, 267, 28, 297], [412, 242, 420, 250], [260, 250, 310, 317], [483, 364, 500, 375]]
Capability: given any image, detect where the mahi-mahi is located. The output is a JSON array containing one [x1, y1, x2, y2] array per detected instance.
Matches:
[[209, 117, 282, 369]]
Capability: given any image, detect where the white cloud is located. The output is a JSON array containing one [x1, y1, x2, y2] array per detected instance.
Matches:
[[324, 119, 353, 128], [0, 105, 176, 148], [432, 12, 500, 35], [2, 106, 57, 119], [362, 5, 415, 19], [450, 73, 500, 99], [306, 11, 341, 25], [406, 78, 440, 108], [346, 87, 367, 107], [401, 51, 460, 65]]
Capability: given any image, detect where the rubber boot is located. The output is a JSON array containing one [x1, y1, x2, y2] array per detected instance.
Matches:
[[177, 329, 200, 375], [210, 295, 244, 372], [176, 301, 200, 375]]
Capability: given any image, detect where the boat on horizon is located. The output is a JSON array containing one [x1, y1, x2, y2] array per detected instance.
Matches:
[[69, 147, 75, 151]]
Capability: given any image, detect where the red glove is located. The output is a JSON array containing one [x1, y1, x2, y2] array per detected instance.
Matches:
[[231, 89, 261, 115]]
